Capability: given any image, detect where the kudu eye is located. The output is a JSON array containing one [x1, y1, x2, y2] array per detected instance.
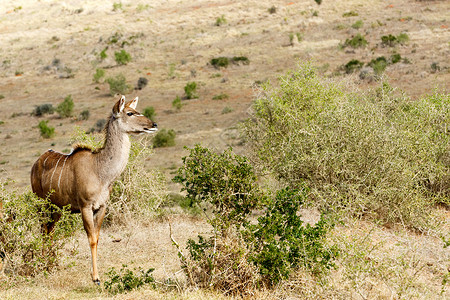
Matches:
[[126, 112, 134, 116]]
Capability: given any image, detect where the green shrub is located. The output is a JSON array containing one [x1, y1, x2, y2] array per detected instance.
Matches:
[[221, 106, 233, 114], [343, 11, 359, 17], [152, 129, 176, 148], [143, 106, 155, 120], [0, 183, 79, 278], [100, 48, 108, 60], [93, 68, 105, 83], [172, 146, 336, 294], [38, 120, 55, 138], [173, 145, 263, 228], [351, 20, 363, 29], [244, 188, 338, 285], [343, 59, 364, 74], [112, 2, 123, 11], [114, 50, 132, 65], [210, 57, 229, 68], [212, 93, 229, 100], [56, 94, 74, 118], [344, 33, 368, 48], [268, 6, 277, 14], [242, 62, 449, 230], [106, 74, 130, 96], [184, 81, 198, 99], [368, 56, 388, 75], [215, 15, 226, 26], [32, 104, 54, 116], [172, 96, 183, 110], [104, 264, 155, 294], [314, 0, 322, 5], [231, 56, 250, 65], [381, 33, 409, 47], [79, 109, 90, 121]]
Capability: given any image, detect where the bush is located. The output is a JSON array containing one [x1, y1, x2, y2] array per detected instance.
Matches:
[[211, 57, 229, 68], [79, 109, 90, 120], [184, 81, 198, 99], [215, 15, 226, 26], [268, 6, 277, 14], [114, 50, 132, 65], [32, 104, 54, 116], [172, 96, 183, 110], [106, 74, 130, 96], [343, 59, 364, 74], [38, 120, 55, 138], [152, 129, 176, 148], [104, 264, 155, 294], [136, 77, 148, 90], [242, 62, 449, 230], [344, 33, 368, 48], [0, 183, 79, 278], [244, 188, 338, 285], [93, 68, 105, 83], [368, 56, 388, 75], [172, 146, 336, 294], [381, 33, 409, 47], [212, 93, 229, 100], [56, 94, 74, 118], [231, 56, 250, 65], [143, 106, 155, 120], [351, 20, 363, 29]]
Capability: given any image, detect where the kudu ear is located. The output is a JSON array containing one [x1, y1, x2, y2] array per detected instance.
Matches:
[[127, 96, 139, 110], [113, 95, 126, 117]]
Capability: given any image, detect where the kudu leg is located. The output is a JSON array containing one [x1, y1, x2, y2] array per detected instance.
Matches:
[[81, 205, 105, 285]]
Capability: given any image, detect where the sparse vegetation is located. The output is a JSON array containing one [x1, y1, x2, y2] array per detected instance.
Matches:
[[184, 81, 198, 99], [79, 109, 90, 121], [221, 106, 233, 114], [106, 74, 130, 96], [38, 120, 55, 138], [93, 68, 105, 83], [212, 93, 229, 100], [210, 57, 229, 68], [152, 129, 176, 148], [231, 56, 250, 65], [0, 184, 79, 279], [172, 95, 183, 110], [143, 106, 155, 120], [343, 59, 364, 74], [32, 104, 54, 116], [104, 265, 155, 295], [368, 56, 388, 75], [351, 20, 363, 29], [344, 33, 368, 48], [381, 33, 409, 47], [215, 15, 226, 26], [136, 77, 148, 90], [268, 6, 277, 14], [114, 49, 132, 65], [56, 94, 74, 118], [100, 47, 108, 60], [343, 11, 359, 17]]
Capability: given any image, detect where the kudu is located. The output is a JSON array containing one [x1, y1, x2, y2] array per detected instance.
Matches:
[[31, 95, 157, 284]]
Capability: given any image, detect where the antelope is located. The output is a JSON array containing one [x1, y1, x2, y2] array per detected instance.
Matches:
[[30, 95, 157, 284]]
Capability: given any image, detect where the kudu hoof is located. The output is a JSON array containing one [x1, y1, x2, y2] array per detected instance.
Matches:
[[93, 279, 101, 285]]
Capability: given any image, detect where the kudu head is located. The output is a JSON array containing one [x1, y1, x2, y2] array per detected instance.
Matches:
[[112, 95, 158, 134]]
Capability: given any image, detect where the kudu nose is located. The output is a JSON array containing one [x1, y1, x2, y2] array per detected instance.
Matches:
[[153, 122, 158, 128]]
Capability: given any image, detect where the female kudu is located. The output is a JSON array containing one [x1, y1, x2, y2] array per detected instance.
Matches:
[[31, 95, 157, 284]]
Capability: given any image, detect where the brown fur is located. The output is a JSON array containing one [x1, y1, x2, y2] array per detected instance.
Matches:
[[30, 96, 157, 284]]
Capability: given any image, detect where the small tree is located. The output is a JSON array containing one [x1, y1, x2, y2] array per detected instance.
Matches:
[[184, 82, 198, 99], [38, 120, 55, 138], [106, 74, 130, 96], [114, 50, 132, 65], [56, 94, 74, 118]]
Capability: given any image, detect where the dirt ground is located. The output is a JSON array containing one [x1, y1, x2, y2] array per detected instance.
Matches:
[[0, 0, 449, 299]]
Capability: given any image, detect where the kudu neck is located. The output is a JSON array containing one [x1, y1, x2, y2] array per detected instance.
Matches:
[[95, 115, 131, 184]]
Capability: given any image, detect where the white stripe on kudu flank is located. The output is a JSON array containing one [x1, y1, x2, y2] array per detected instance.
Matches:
[[49, 155, 63, 191], [58, 156, 69, 190]]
